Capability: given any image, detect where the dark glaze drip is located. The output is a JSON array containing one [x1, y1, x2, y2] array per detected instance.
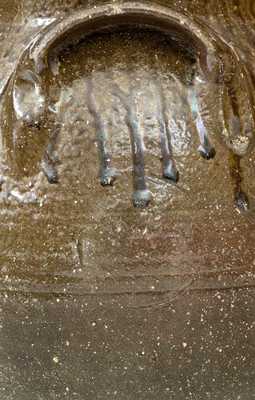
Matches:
[[0, 2, 254, 209]]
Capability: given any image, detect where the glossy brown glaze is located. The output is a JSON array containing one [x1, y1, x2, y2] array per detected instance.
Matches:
[[1, 2, 254, 208], [0, 3, 255, 399]]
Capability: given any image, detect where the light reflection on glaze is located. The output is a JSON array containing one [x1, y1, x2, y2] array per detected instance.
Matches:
[[0, 2, 254, 210]]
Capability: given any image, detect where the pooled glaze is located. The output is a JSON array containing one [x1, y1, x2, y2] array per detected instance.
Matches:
[[0, 2, 254, 208], [1, 4, 255, 399]]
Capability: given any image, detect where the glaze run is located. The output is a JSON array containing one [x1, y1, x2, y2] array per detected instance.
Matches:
[[0, 2, 254, 208]]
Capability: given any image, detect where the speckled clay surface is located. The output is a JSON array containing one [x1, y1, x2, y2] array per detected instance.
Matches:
[[0, 1, 255, 399]]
